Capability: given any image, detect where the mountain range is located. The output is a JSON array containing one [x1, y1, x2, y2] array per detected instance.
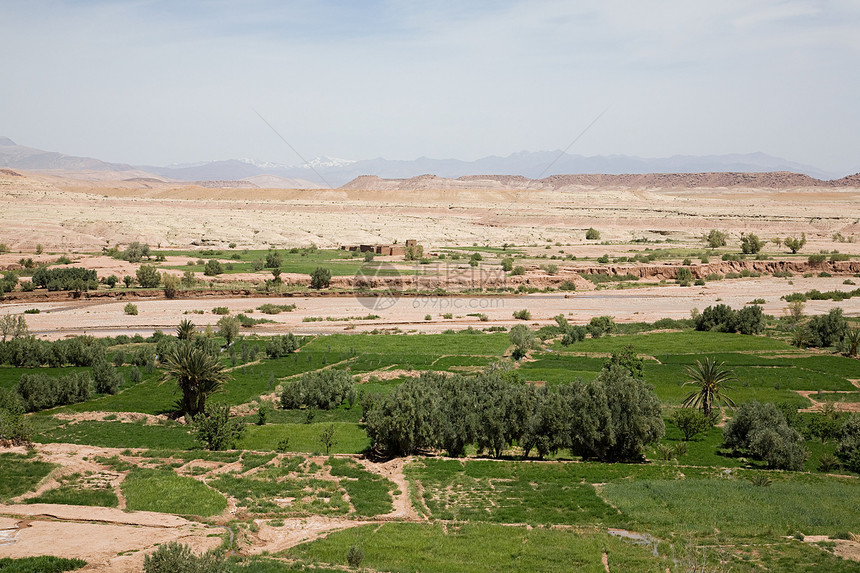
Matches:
[[0, 136, 850, 188]]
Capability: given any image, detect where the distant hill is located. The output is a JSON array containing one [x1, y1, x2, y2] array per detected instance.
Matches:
[[343, 172, 860, 191], [0, 136, 852, 188]]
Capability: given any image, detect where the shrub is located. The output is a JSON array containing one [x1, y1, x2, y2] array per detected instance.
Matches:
[[676, 267, 693, 286], [540, 263, 558, 275], [512, 309, 531, 320], [559, 280, 576, 291], [346, 545, 365, 568], [143, 541, 228, 573], [500, 258, 514, 272], [404, 244, 424, 261], [808, 253, 827, 265], [596, 254, 610, 264], [310, 267, 332, 289], [281, 369, 355, 410], [211, 306, 229, 315], [510, 266, 526, 276], [587, 315, 615, 338], [124, 303, 138, 316], [115, 242, 150, 263], [192, 403, 245, 451], [136, 265, 161, 288], [740, 233, 764, 254], [585, 228, 601, 240], [204, 259, 223, 276]]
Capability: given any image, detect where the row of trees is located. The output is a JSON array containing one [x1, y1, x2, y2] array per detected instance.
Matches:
[[0, 335, 107, 368], [704, 229, 807, 253], [694, 304, 765, 335], [363, 362, 664, 462]]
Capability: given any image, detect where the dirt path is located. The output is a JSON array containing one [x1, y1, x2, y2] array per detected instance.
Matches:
[[796, 390, 860, 413], [354, 456, 423, 522], [0, 505, 222, 572]]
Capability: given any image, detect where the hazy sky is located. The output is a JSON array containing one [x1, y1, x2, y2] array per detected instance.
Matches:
[[2, 1, 859, 174]]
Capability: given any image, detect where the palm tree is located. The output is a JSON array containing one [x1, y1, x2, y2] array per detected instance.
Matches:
[[843, 327, 860, 357], [176, 319, 196, 340], [161, 342, 229, 416], [682, 357, 736, 419]]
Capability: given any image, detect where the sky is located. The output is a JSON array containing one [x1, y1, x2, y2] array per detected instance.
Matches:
[[2, 0, 859, 175]]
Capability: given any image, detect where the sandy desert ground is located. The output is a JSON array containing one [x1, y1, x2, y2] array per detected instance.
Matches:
[[2, 169, 859, 337]]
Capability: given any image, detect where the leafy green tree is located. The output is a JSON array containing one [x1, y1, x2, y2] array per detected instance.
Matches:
[[806, 308, 848, 347], [310, 267, 332, 289], [181, 270, 197, 287], [586, 316, 615, 338], [672, 408, 710, 441], [105, 275, 118, 288], [92, 360, 122, 394], [695, 304, 737, 332], [280, 369, 355, 410], [265, 250, 282, 268], [723, 401, 807, 470], [509, 324, 537, 360], [603, 344, 644, 379], [585, 228, 601, 240], [265, 333, 299, 358], [784, 233, 806, 253], [161, 342, 229, 416], [216, 315, 239, 346], [735, 305, 765, 335], [0, 314, 28, 342], [500, 257, 514, 272], [162, 273, 179, 298], [0, 387, 31, 445], [521, 385, 566, 459], [705, 229, 727, 248], [836, 414, 860, 472], [675, 266, 693, 285], [436, 373, 479, 457], [123, 275, 135, 288], [841, 327, 860, 357], [136, 265, 161, 288], [319, 423, 338, 454], [192, 403, 244, 450], [682, 357, 737, 419], [566, 365, 664, 462], [740, 233, 764, 254], [365, 374, 441, 456]]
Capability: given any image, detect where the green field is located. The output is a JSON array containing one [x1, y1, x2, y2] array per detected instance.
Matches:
[[4, 326, 860, 572]]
